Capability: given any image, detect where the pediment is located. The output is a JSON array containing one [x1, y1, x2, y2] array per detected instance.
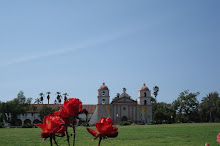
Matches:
[[111, 97, 137, 104]]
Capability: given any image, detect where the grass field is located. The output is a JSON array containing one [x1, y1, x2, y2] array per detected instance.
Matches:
[[0, 123, 220, 146]]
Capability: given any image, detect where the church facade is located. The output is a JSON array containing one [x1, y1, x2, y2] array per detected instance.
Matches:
[[89, 83, 153, 125]]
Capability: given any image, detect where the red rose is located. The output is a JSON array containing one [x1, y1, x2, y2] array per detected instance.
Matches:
[[86, 117, 118, 138], [217, 133, 220, 143], [35, 114, 66, 138], [55, 98, 82, 118], [54, 109, 71, 124], [63, 98, 82, 116]]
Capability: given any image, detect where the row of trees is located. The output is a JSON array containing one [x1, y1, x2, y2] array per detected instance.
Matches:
[[0, 91, 32, 125], [0, 91, 63, 125], [34, 92, 69, 104], [152, 90, 220, 123]]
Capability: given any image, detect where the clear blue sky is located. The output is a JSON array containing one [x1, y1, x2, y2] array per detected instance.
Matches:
[[0, 0, 219, 104]]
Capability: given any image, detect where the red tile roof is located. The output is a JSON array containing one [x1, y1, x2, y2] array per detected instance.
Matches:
[[28, 104, 96, 114]]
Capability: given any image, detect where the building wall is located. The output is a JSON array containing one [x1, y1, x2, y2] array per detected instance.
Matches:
[[89, 103, 152, 125]]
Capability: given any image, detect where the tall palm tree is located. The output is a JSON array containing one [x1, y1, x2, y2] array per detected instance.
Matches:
[[58, 95, 62, 104], [34, 98, 41, 104], [63, 93, 69, 101], [56, 92, 63, 104], [46, 92, 51, 104], [39, 93, 45, 104]]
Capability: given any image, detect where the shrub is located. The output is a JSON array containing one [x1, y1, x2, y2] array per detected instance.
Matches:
[[22, 123, 33, 128], [0, 122, 4, 128], [81, 121, 89, 127], [127, 120, 132, 124], [148, 120, 156, 125], [162, 120, 168, 124], [120, 121, 131, 126]]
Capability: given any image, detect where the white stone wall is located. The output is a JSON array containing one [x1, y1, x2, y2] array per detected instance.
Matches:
[[17, 113, 40, 125]]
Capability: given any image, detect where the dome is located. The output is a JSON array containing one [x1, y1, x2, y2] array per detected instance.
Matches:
[[140, 83, 149, 91], [99, 83, 109, 90]]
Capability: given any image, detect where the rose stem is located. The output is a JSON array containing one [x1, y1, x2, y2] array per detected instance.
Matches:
[[66, 129, 70, 146], [50, 136, 53, 146], [53, 135, 58, 146], [98, 135, 102, 146], [72, 120, 76, 146]]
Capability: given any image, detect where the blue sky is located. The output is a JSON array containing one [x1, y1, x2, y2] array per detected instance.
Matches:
[[0, 0, 219, 104]]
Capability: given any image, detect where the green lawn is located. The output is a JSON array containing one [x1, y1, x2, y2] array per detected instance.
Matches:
[[0, 123, 219, 146]]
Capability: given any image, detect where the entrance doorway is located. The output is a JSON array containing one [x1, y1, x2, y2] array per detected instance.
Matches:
[[122, 116, 128, 121]]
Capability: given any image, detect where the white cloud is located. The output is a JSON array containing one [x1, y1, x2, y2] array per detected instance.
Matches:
[[0, 25, 145, 68]]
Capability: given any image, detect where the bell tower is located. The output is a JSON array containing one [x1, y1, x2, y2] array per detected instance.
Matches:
[[138, 83, 152, 105], [97, 83, 110, 104]]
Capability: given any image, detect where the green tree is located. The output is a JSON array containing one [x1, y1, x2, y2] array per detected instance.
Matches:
[[39, 93, 45, 104], [172, 90, 200, 123], [17, 90, 32, 105], [34, 98, 41, 104], [31, 105, 37, 120], [0, 101, 4, 122], [46, 92, 51, 104], [56, 92, 62, 104], [199, 92, 220, 122], [63, 93, 69, 101], [152, 102, 175, 124], [112, 93, 120, 101], [0, 91, 32, 125], [39, 106, 55, 121]]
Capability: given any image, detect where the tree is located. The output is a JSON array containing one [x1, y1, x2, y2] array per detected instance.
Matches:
[[39, 93, 45, 104], [200, 92, 220, 122], [34, 98, 41, 104], [54, 99, 57, 104], [46, 92, 51, 104], [112, 93, 120, 101], [31, 105, 37, 120], [17, 90, 32, 104], [152, 102, 175, 124], [172, 90, 200, 123], [0, 101, 4, 122], [63, 93, 69, 101], [2, 99, 30, 125], [39, 105, 55, 121], [17, 91, 25, 104], [56, 92, 62, 104]]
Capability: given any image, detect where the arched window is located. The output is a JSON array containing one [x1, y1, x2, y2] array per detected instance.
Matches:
[[102, 99, 105, 104], [15, 119, 22, 126], [144, 92, 147, 97], [24, 119, 31, 125], [102, 91, 105, 96], [144, 100, 147, 105]]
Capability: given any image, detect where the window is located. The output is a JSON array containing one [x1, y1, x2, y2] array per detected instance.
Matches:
[[144, 100, 147, 105], [102, 99, 105, 104], [144, 92, 147, 97], [102, 91, 105, 96]]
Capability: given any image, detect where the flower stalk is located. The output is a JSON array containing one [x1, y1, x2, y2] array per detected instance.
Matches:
[[72, 121, 76, 146], [98, 135, 102, 146], [50, 136, 53, 146]]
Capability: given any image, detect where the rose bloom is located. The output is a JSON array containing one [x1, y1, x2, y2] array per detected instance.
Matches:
[[35, 114, 66, 138], [205, 142, 209, 146], [217, 133, 220, 143], [55, 98, 82, 118], [86, 117, 118, 138]]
